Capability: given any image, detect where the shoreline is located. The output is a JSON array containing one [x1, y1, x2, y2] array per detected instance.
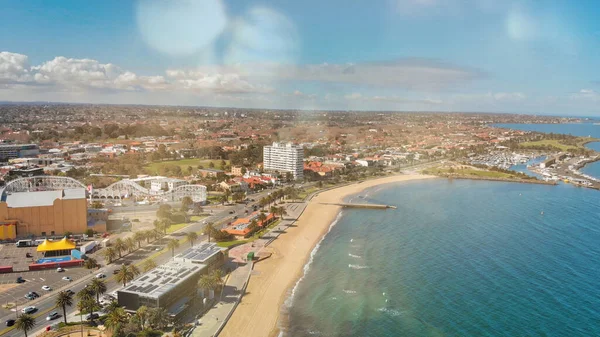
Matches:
[[219, 174, 436, 337]]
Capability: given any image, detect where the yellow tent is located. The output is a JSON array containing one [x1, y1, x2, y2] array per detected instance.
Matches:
[[36, 237, 76, 252]]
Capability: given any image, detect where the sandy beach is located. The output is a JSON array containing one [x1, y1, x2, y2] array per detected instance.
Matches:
[[220, 173, 435, 337]]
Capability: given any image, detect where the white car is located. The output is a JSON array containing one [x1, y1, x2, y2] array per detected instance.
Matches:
[[62, 276, 72, 282], [21, 306, 36, 314], [46, 312, 59, 321], [95, 273, 106, 279], [41, 285, 52, 291], [56, 267, 64, 272]]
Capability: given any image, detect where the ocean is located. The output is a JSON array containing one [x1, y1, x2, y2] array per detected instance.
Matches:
[[284, 123, 600, 337], [284, 179, 600, 337]]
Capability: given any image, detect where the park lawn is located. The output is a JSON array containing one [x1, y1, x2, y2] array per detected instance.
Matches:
[[217, 240, 248, 248], [167, 222, 190, 233], [429, 167, 520, 179], [144, 159, 229, 175], [298, 186, 321, 199], [190, 215, 205, 222], [519, 139, 579, 151]]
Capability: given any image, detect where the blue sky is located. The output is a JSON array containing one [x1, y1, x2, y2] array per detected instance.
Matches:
[[1, 0, 599, 114]]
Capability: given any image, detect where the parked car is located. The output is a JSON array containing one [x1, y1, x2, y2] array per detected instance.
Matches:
[[46, 312, 59, 321], [5, 319, 15, 327], [62, 276, 72, 282], [85, 313, 99, 320], [16, 276, 25, 283], [42, 285, 52, 291], [56, 267, 64, 272], [21, 306, 36, 314]]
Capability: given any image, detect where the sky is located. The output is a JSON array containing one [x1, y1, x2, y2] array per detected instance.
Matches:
[[1, 0, 600, 115]]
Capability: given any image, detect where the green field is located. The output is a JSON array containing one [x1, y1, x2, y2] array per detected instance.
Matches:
[[145, 159, 229, 174], [519, 139, 580, 151], [427, 167, 520, 179]]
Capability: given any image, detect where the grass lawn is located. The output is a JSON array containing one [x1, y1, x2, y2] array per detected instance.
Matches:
[[298, 186, 320, 199], [428, 167, 521, 179], [144, 159, 229, 175], [217, 240, 248, 248], [190, 215, 205, 222], [519, 139, 580, 151], [167, 222, 191, 233]]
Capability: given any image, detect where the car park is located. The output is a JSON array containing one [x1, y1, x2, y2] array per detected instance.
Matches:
[[46, 312, 59, 321], [21, 306, 36, 314]]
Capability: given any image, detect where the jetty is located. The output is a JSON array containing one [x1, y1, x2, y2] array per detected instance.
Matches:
[[320, 202, 397, 210]]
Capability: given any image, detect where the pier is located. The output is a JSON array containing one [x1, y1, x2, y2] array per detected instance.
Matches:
[[320, 202, 397, 210]]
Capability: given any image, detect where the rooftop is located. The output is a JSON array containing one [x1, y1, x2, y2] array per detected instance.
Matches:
[[174, 242, 226, 264], [5, 188, 86, 207], [119, 260, 204, 299]]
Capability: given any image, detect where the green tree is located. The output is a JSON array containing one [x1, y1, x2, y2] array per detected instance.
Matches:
[[133, 231, 145, 249], [89, 279, 107, 306], [84, 257, 99, 269], [102, 247, 117, 264], [156, 204, 172, 219], [15, 314, 35, 337], [148, 307, 170, 330], [257, 212, 267, 226], [105, 307, 128, 333], [136, 305, 149, 330], [114, 238, 126, 258], [186, 231, 198, 247], [181, 196, 193, 212], [142, 259, 157, 272], [115, 264, 136, 287], [54, 291, 73, 325], [167, 239, 180, 257], [91, 201, 104, 209], [125, 237, 136, 253], [204, 223, 216, 243]]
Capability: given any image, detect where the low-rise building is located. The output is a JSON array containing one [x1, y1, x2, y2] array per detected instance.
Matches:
[[150, 178, 186, 192], [173, 242, 227, 270], [117, 260, 205, 317], [198, 168, 224, 178]]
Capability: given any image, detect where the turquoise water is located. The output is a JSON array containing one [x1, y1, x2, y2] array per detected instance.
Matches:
[[285, 179, 600, 337]]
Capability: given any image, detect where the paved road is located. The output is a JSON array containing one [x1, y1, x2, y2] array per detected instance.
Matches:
[[0, 187, 287, 337]]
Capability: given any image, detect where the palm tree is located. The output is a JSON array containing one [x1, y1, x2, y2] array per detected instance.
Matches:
[[114, 238, 126, 258], [127, 264, 140, 279], [210, 269, 224, 291], [125, 237, 136, 253], [54, 291, 73, 324], [89, 279, 107, 306], [257, 212, 267, 226], [84, 257, 99, 269], [204, 223, 215, 243], [135, 305, 149, 330], [277, 206, 287, 220], [77, 287, 97, 316], [167, 239, 180, 257], [104, 299, 120, 314], [186, 231, 198, 247], [105, 307, 128, 332], [160, 218, 172, 235], [153, 219, 163, 236], [142, 259, 157, 272], [115, 265, 132, 287], [102, 247, 118, 264], [143, 230, 153, 243], [148, 307, 170, 330], [133, 232, 145, 249], [198, 274, 217, 295], [15, 314, 35, 337]]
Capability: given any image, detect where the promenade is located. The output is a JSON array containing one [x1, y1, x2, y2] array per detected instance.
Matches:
[[189, 201, 307, 337]]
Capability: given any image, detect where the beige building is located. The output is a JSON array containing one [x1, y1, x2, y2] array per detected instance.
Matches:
[[231, 166, 244, 176], [0, 189, 103, 239]]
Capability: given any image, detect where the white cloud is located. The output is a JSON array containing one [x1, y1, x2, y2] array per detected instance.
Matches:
[[570, 89, 600, 102], [391, 0, 504, 16], [0, 52, 33, 83]]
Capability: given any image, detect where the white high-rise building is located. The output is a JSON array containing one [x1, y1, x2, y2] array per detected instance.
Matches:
[[263, 142, 304, 180]]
